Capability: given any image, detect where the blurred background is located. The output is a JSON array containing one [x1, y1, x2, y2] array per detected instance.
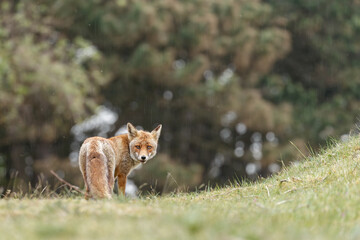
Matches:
[[0, 0, 359, 195]]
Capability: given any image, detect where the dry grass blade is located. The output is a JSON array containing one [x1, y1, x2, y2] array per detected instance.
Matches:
[[265, 186, 271, 197], [213, 188, 240, 197]]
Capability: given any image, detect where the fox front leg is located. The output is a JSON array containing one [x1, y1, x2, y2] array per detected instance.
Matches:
[[117, 174, 127, 196]]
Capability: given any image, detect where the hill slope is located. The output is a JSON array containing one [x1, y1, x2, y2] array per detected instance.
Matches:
[[1, 137, 360, 240]]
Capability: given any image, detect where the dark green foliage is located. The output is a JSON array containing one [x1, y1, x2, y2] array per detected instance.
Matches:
[[265, 0, 360, 142]]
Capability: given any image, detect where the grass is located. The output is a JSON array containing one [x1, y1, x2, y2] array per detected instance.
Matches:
[[2, 137, 360, 239]]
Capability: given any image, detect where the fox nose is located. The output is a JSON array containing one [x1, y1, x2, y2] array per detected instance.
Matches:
[[141, 156, 146, 160]]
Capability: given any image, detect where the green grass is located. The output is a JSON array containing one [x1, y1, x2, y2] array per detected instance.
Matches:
[[2, 137, 360, 239]]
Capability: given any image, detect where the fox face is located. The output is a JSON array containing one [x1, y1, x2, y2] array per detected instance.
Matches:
[[127, 123, 162, 164]]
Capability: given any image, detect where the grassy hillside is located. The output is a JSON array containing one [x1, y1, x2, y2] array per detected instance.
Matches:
[[1, 137, 360, 240]]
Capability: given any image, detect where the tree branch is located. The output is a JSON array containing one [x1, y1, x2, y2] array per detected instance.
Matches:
[[50, 170, 91, 198]]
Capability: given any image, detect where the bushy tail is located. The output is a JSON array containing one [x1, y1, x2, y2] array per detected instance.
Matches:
[[86, 156, 112, 199]]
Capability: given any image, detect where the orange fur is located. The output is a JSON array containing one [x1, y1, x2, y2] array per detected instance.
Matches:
[[79, 123, 162, 199]]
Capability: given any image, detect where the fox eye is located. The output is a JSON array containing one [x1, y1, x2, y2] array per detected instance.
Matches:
[[135, 145, 141, 149], [147, 146, 152, 150]]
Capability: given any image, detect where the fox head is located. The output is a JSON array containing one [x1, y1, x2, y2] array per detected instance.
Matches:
[[127, 123, 162, 164]]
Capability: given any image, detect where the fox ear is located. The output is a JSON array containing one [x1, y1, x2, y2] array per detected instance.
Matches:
[[151, 124, 162, 141], [127, 123, 138, 139]]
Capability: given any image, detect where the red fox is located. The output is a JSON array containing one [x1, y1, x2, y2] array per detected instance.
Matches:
[[78, 123, 162, 199]]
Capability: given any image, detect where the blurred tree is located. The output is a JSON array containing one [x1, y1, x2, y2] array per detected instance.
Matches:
[[265, 0, 360, 143], [0, 1, 110, 186], [38, 0, 293, 185]]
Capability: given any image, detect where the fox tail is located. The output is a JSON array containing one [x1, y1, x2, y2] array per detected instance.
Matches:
[[86, 153, 113, 199]]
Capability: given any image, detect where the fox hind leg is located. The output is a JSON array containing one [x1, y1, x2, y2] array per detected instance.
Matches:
[[79, 146, 91, 199], [83, 172, 91, 200]]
